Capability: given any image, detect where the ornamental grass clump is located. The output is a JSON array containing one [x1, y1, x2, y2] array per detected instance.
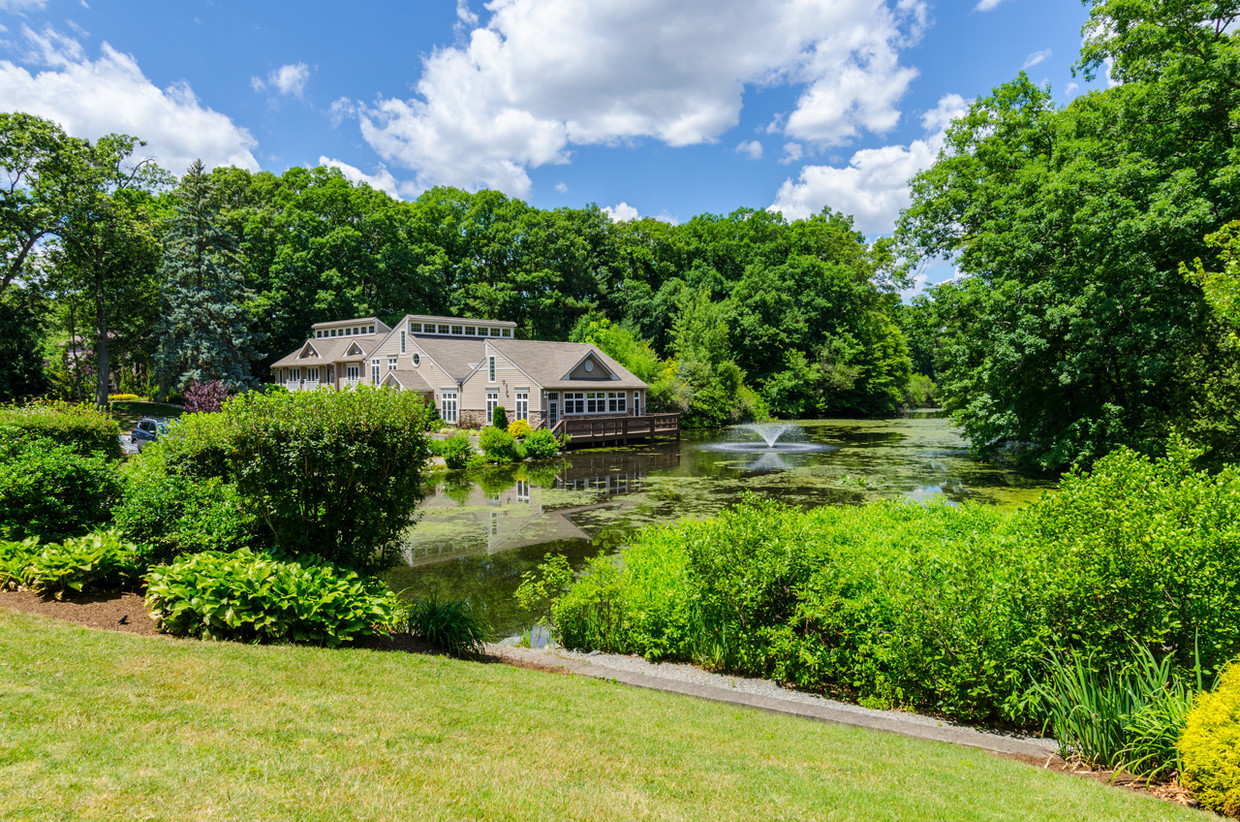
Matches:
[[1032, 644, 1202, 779], [403, 596, 490, 657], [145, 548, 401, 646]]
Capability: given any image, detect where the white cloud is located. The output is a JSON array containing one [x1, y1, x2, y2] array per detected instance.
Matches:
[[0, 0, 48, 10], [360, 0, 926, 197], [780, 142, 803, 165], [252, 62, 310, 97], [318, 156, 404, 199], [736, 139, 763, 160], [974, 0, 1010, 10], [770, 93, 969, 234], [1064, 81, 1079, 96], [0, 26, 259, 174], [554, 181, 568, 193], [601, 202, 640, 222], [1022, 48, 1051, 69]]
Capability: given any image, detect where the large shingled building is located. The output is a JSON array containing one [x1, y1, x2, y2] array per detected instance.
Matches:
[[271, 314, 650, 431]]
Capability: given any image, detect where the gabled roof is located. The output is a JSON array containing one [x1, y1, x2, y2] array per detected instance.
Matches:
[[380, 364, 435, 393], [410, 336, 487, 380], [488, 339, 647, 390], [270, 333, 383, 368]]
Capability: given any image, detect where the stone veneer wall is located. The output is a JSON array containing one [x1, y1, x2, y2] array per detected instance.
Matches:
[[454, 409, 545, 430], [458, 409, 487, 429]]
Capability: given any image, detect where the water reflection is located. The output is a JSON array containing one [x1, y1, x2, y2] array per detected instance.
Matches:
[[386, 418, 1057, 636]]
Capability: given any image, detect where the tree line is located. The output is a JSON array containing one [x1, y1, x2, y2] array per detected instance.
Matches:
[[1, 123, 913, 428], [3, 0, 1238, 470]]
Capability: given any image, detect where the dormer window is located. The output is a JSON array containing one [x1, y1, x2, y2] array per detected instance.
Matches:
[[410, 322, 421, 333], [489, 327, 500, 337]]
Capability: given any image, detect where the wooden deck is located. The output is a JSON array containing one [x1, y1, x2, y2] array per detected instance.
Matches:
[[550, 413, 680, 447]]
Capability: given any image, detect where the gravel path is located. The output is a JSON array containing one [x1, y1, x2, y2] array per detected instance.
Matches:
[[490, 640, 1058, 758]]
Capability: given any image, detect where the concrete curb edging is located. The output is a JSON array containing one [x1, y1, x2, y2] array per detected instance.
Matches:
[[488, 644, 1057, 760]]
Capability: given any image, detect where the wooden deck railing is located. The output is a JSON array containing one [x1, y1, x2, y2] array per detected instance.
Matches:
[[550, 413, 679, 445]]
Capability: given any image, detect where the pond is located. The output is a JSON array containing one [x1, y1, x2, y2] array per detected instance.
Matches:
[[383, 417, 1056, 637]]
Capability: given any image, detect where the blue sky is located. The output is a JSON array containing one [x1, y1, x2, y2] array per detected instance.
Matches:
[[0, 0, 1101, 289]]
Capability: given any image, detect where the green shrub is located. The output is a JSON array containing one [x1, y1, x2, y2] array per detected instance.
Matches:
[[3, 531, 146, 599], [145, 549, 401, 646], [403, 597, 490, 657], [112, 449, 254, 562], [0, 440, 121, 540], [153, 386, 433, 572], [492, 405, 508, 429], [479, 425, 519, 463], [536, 497, 1041, 723], [519, 428, 562, 460], [507, 419, 532, 439], [1180, 660, 1240, 817], [437, 431, 474, 470], [1021, 437, 1240, 679], [0, 400, 122, 459]]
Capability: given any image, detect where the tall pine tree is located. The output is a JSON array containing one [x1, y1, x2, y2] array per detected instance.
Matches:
[[155, 160, 260, 394]]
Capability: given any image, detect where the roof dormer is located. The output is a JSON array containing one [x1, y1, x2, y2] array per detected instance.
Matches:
[[297, 341, 320, 359]]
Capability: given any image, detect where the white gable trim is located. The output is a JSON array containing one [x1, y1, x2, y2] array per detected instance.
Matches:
[[480, 340, 542, 388], [298, 340, 321, 359], [380, 372, 405, 390], [562, 348, 617, 381]]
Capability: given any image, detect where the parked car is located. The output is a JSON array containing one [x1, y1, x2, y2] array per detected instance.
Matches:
[[131, 418, 169, 452]]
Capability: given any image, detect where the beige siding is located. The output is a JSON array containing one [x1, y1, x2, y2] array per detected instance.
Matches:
[[460, 343, 542, 417]]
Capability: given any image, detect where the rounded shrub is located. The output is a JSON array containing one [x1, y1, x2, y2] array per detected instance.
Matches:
[[478, 425, 519, 463], [145, 548, 402, 646], [153, 386, 433, 572], [437, 431, 475, 470], [507, 419, 532, 439], [0, 440, 121, 540], [1180, 661, 1240, 817], [519, 428, 562, 460]]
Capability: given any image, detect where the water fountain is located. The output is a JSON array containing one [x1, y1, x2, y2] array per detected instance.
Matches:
[[699, 422, 833, 456]]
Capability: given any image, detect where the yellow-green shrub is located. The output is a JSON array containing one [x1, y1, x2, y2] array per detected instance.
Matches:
[[507, 419, 532, 439], [1180, 661, 1240, 817]]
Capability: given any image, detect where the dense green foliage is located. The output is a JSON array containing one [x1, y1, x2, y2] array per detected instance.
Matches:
[[528, 442, 1240, 726], [898, 1, 1240, 469], [1032, 645, 1201, 779], [478, 425, 519, 463], [112, 447, 253, 562], [432, 431, 475, 470], [145, 548, 400, 646], [1025, 438, 1240, 677], [0, 531, 145, 599], [519, 428, 562, 459], [1180, 660, 1240, 817], [0, 439, 120, 540], [7, 109, 914, 423], [402, 597, 490, 657], [145, 386, 432, 571], [0, 400, 122, 458]]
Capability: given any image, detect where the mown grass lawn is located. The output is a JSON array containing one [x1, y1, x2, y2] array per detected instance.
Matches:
[[0, 609, 1200, 822], [109, 400, 185, 433]]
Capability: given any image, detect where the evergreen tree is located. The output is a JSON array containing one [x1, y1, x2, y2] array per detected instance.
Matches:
[[155, 160, 261, 394]]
